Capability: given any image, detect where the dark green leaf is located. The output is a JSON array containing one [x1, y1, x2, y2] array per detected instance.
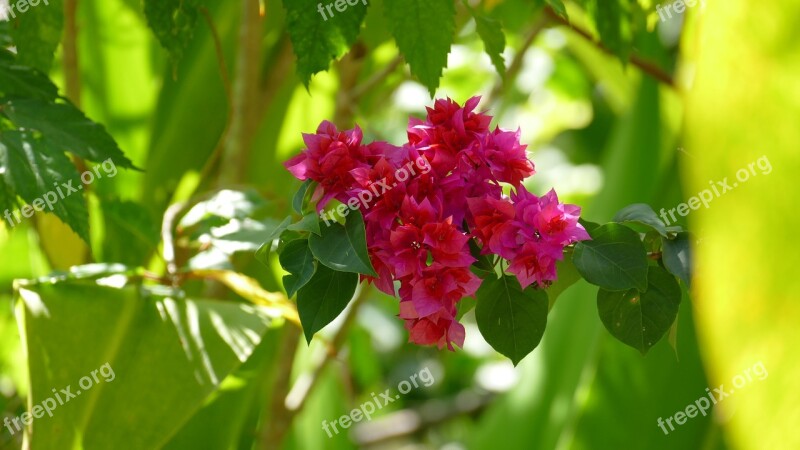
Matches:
[[10, 0, 64, 72], [579, 218, 601, 233], [2, 98, 136, 168], [590, 0, 631, 61], [0, 130, 89, 241], [476, 274, 549, 365], [385, 0, 455, 95], [613, 203, 668, 237], [279, 239, 317, 298], [662, 232, 692, 287], [546, 249, 581, 309], [254, 216, 293, 266], [296, 264, 358, 343], [293, 180, 315, 214], [573, 223, 649, 291], [0, 50, 59, 100], [282, 0, 368, 86], [144, 0, 199, 64], [287, 212, 322, 236], [473, 10, 506, 78], [546, 0, 568, 19], [597, 266, 682, 354], [468, 238, 495, 278], [309, 210, 376, 276]]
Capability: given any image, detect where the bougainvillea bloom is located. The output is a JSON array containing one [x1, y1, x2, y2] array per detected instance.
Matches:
[[284, 97, 590, 350]]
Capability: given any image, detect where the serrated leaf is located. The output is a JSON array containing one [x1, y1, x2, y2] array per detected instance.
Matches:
[[573, 223, 649, 291], [282, 0, 368, 86], [10, 0, 64, 72], [309, 210, 376, 276], [385, 0, 455, 95], [597, 266, 681, 354], [473, 10, 506, 78], [662, 232, 692, 287], [144, 0, 199, 64], [287, 212, 322, 236], [1, 98, 136, 168], [0, 50, 60, 100], [613, 202, 668, 237], [476, 274, 549, 365], [0, 130, 89, 242], [292, 179, 315, 214], [279, 239, 317, 298], [296, 264, 358, 343]]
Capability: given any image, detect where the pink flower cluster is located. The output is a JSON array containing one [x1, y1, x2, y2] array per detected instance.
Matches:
[[284, 97, 590, 351]]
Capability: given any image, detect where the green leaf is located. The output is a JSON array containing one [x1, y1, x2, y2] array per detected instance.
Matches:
[[16, 276, 281, 449], [590, 0, 631, 61], [309, 210, 376, 276], [468, 238, 495, 278], [385, 0, 455, 95], [597, 266, 682, 354], [287, 212, 322, 236], [9, 0, 64, 72], [292, 179, 315, 214], [573, 223, 649, 291], [546, 250, 581, 309], [282, 0, 369, 86], [254, 216, 293, 266], [546, 0, 568, 19], [1, 98, 136, 168], [472, 9, 506, 78], [296, 264, 358, 343], [0, 130, 89, 242], [0, 49, 60, 100], [279, 239, 317, 298], [143, 0, 199, 64], [476, 274, 549, 365], [613, 203, 668, 237], [662, 232, 692, 287]]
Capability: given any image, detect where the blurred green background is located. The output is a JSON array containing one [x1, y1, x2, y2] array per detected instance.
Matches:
[[1, 0, 797, 449]]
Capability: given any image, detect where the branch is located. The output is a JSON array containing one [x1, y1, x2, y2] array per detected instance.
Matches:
[[487, 14, 548, 105], [542, 6, 676, 88], [260, 285, 372, 448]]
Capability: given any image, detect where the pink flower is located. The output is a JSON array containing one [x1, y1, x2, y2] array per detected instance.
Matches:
[[284, 121, 370, 209], [467, 197, 519, 259], [482, 128, 535, 187], [533, 189, 591, 245], [507, 241, 564, 289]]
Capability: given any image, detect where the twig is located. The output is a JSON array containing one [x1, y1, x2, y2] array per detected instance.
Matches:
[[542, 6, 675, 88], [350, 55, 403, 101], [218, 0, 264, 185], [161, 201, 186, 286], [487, 15, 548, 105], [261, 285, 372, 448]]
